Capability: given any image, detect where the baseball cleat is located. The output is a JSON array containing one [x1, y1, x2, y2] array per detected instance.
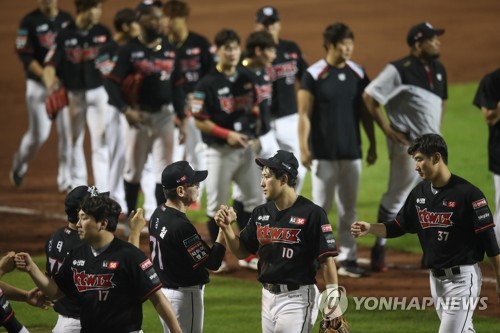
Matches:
[[9, 169, 23, 187], [212, 260, 230, 274], [238, 255, 259, 271], [338, 260, 367, 278]]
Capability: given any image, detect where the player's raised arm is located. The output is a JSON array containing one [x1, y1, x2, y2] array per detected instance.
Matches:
[[215, 206, 251, 259], [14, 252, 63, 300], [351, 221, 388, 238], [149, 290, 182, 333]]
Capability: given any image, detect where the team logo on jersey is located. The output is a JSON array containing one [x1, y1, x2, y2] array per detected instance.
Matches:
[[256, 223, 301, 244], [134, 59, 174, 75], [273, 61, 298, 79], [289, 216, 306, 225], [416, 198, 426, 204], [102, 261, 119, 270], [337, 73, 346, 81], [191, 92, 205, 114], [442, 200, 456, 208], [140, 259, 153, 271], [436, 73, 443, 81], [64, 228, 71, 234], [72, 268, 115, 292], [284, 52, 298, 60], [416, 207, 454, 229], [36, 24, 49, 32], [93, 35, 107, 43], [472, 198, 487, 210], [16, 29, 28, 49], [321, 224, 333, 233], [256, 83, 272, 104], [186, 47, 200, 55]]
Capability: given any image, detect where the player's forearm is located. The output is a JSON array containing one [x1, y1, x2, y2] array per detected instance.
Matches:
[[220, 226, 250, 259], [320, 257, 339, 286], [361, 105, 376, 146], [150, 290, 182, 333], [41, 65, 57, 90], [488, 254, 500, 292], [27, 60, 44, 79], [362, 92, 390, 134], [0, 282, 28, 302], [297, 112, 311, 152], [368, 223, 388, 238], [26, 263, 60, 300]]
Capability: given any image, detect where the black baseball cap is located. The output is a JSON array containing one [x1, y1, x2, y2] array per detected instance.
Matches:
[[161, 161, 208, 190], [135, 0, 162, 18], [406, 22, 445, 46], [256, 6, 280, 24], [65, 186, 108, 224], [255, 150, 299, 179]]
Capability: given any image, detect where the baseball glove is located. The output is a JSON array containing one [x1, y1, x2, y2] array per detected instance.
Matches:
[[121, 73, 144, 107], [45, 86, 68, 120], [319, 316, 350, 333]]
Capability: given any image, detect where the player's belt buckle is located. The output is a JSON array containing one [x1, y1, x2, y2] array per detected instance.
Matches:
[[432, 266, 461, 278], [263, 283, 300, 294]]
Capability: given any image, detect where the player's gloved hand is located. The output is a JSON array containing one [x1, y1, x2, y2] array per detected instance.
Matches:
[[124, 108, 144, 128], [319, 316, 350, 333], [351, 221, 370, 238], [0, 251, 15, 277], [227, 131, 248, 147], [45, 86, 68, 120]]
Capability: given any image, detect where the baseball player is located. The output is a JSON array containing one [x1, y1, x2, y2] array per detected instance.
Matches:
[[298, 23, 376, 278], [363, 22, 448, 271], [43, 0, 112, 192], [105, 3, 186, 217], [473, 68, 500, 241], [254, 6, 308, 193], [191, 28, 264, 271], [11, 0, 73, 190], [352, 133, 500, 332], [231, 30, 277, 270], [215, 150, 339, 333], [15, 195, 182, 333], [163, 0, 215, 205], [149, 161, 226, 332]]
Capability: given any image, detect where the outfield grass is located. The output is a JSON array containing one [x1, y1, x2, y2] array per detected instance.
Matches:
[[3, 82, 499, 332]]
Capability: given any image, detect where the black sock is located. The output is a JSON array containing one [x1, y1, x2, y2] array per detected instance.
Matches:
[[124, 181, 140, 216]]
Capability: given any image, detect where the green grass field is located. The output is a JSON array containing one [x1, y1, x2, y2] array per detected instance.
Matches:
[[2, 82, 499, 332]]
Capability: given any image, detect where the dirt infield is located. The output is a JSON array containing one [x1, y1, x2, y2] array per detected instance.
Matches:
[[1, 0, 499, 320]]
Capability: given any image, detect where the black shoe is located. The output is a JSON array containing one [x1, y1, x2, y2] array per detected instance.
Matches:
[[371, 243, 387, 272], [10, 169, 23, 187], [338, 260, 366, 278]]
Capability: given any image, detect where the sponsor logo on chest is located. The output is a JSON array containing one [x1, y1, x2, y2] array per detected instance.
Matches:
[[73, 259, 85, 266], [289, 216, 306, 225], [36, 24, 49, 32], [102, 261, 119, 269], [442, 200, 456, 208], [257, 215, 270, 221], [416, 206, 453, 229], [416, 198, 426, 204]]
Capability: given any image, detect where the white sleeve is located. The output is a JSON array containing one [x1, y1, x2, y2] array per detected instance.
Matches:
[[364, 64, 401, 105]]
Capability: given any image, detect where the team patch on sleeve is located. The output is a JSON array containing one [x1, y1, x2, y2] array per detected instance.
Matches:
[[15, 29, 28, 49], [321, 224, 332, 233], [474, 207, 491, 223], [472, 198, 487, 210], [140, 258, 153, 271], [183, 234, 209, 263]]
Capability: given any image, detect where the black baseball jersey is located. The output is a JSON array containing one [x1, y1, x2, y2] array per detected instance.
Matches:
[[95, 40, 119, 78], [45, 22, 111, 90], [148, 205, 226, 288], [169, 32, 215, 94], [15, 8, 73, 82], [270, 39, 308, 119], [473, 68, 500, 174], [365, 54, 447, 140], [0, 288, 14, 327], [106, 37, 185, 117], [54, 237, 162, 333], [45, 226, 83, 318], [192, 66, 259, 145], [301, 59, 370, 160], [249, 66, 273, 135], [239, 195, 338, 285], [386, 174, 495, 269]]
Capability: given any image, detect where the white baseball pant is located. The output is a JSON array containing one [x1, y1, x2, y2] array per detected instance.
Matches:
[[261, 285, 319, 333], [160, 286, 204, 333], [204, 145, 263, 218], [52, 314, 81, 333], [311, 159, 361, 262], [429, 264, 482, 333], [377, 138, 421, 246], [270, 113, 307, 194]]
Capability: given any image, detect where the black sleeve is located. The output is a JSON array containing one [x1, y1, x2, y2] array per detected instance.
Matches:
[[469, 188, 495, 233], [300, 70, 315, 92], [295, 44, 308, 81], [477, 227, 500, 257], [106, 46, 132, 112], [473, 70, 500, 110], [309, 206, 338, 260], [384, 220, 407, 238], [53, 251, 77, 297], [125, 248, 162, 302], [177, 223, 225, 270], [15, 16, 36, 71], [200, 39, 215, 78], [172, 63, 186, 120], [239, 212, 260, 254]]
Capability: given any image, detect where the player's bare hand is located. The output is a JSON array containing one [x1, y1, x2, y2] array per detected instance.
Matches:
[[484, 107, 500, 127], [129, 208, 146, 234], [300, 148, 313, 170], [14, 252, 35, 273], [249, 139, 262, 154], [27, 288, 53, 309], [366, 144, 377, 166], [0, 251, 16, 276], [215, 205, 236, 228], [351, 221, 371, 238], [178, 119, 188, 145], [125, 108, 144, 128], [227, 131, 248, 147], [386, 128, 409, 145]]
